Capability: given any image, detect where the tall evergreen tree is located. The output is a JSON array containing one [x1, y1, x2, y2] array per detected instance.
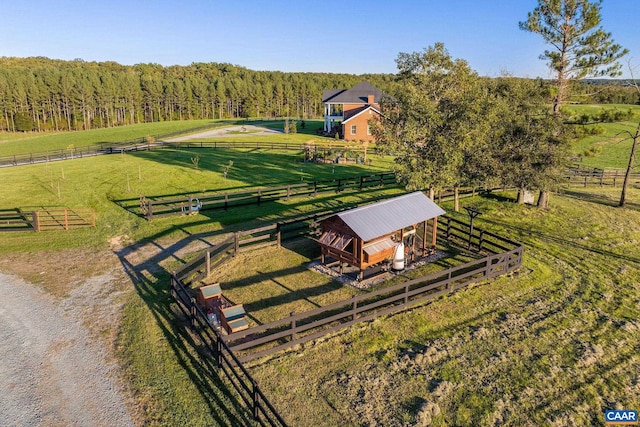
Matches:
[[519, 0, 628, 115]]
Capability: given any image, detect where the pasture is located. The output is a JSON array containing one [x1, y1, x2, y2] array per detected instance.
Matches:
[[0, 115, 639, 426], [566, 104, 640, 168]]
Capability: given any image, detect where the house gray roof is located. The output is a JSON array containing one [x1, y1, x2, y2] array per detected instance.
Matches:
[[335, 192, 446, 242], [322, 81, 392, 104]]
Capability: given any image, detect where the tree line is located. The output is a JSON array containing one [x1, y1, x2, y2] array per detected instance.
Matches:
[[1, 55, 637, 133], [0, 56, 397, 132]]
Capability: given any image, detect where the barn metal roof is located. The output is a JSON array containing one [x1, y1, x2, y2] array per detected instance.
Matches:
[[336, 192, 446, 242]]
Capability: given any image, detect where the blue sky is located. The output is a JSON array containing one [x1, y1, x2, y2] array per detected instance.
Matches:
[[1, 0, 638, 78]]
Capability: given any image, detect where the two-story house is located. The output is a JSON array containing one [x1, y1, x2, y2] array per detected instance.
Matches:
[[322, 82, 391, 142]]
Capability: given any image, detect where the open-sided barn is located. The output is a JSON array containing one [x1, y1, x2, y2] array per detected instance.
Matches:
[[318, 192, 446, 279]]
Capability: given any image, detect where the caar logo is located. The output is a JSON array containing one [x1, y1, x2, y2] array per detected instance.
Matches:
[[605, 410, 638, 425]]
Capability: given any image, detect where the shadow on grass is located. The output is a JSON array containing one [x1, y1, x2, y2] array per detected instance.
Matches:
[[115, 229, 258, 426], [481, 217, 640, 265], [561, 188, 640, 212]]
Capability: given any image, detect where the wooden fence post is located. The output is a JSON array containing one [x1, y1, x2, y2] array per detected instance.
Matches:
[[32, 211, 40, 232], [478, 230, 484, 252], [252, 379, 260, 420], [352, 300, 357, 321], [215, 335, 222, 367], [206, 251, 211, 277], [446, 217, 451, 239], [190, 297, 197, 331], [64, 209, 69, 231], [313, 181, 317, 196], [147, 201, 153, 220], [234, 232, 239, 256], [404, 283, 409, 306], [276, 224, 281, 248], [290, 312, 296, 341]]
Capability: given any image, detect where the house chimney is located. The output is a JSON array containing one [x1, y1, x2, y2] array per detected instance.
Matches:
[[367, 94, 374, 105]]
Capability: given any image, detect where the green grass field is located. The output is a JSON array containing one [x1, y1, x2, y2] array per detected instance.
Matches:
[[0, 119, 236, 156], [565, 104, 640, 169], [1, 114, 639, 426]]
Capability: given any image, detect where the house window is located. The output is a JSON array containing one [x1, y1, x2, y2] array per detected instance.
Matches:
[[350, 125, 357, 135], [367, 125, 371, 135]]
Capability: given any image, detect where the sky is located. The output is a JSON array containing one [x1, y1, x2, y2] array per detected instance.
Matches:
[[1, 0, 638, 79]]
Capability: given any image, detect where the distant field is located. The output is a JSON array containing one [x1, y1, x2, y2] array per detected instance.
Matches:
[[0, 119, 231, 156], [564, 104, 640, 169]]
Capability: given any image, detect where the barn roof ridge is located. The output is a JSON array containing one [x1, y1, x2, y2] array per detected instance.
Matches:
[[334, 191, 445, 242]]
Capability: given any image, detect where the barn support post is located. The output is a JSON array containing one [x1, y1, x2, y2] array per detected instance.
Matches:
[[431, 217, 438, 249], [422, 219, 427, 254]]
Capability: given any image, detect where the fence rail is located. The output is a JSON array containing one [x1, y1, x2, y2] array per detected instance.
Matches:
[[565, 166, 640, 188], [0, 122, 235, 167], [0, 208, 96, 232], [141, 172, 398, 220]]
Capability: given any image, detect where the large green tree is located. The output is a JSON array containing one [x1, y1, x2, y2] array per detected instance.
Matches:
[[373, 43, 491, 208], [489, 77, 572, 206], [519, 0, 628, 115]]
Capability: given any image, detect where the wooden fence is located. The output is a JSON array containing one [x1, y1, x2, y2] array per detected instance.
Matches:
[[0, 208, 96, 232], [0, 123, 224, 167], [219, 216, 522, 363], [171, 210, 522, 361], [171, 273, 288, 427], [168, 206, 522, 424], [140, 172, 398, 220], [565, 166, 640, 188]]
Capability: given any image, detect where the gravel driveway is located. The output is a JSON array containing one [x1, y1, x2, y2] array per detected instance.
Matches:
[[0, 272, 133, 427], [167, 124, 283, 142]]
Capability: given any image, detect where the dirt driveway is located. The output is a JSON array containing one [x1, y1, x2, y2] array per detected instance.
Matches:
[[0, 272, 133, 427]]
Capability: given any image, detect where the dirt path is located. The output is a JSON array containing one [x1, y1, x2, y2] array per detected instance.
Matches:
[[167, 124, 283, 142], [0, 272, 134, 427]]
